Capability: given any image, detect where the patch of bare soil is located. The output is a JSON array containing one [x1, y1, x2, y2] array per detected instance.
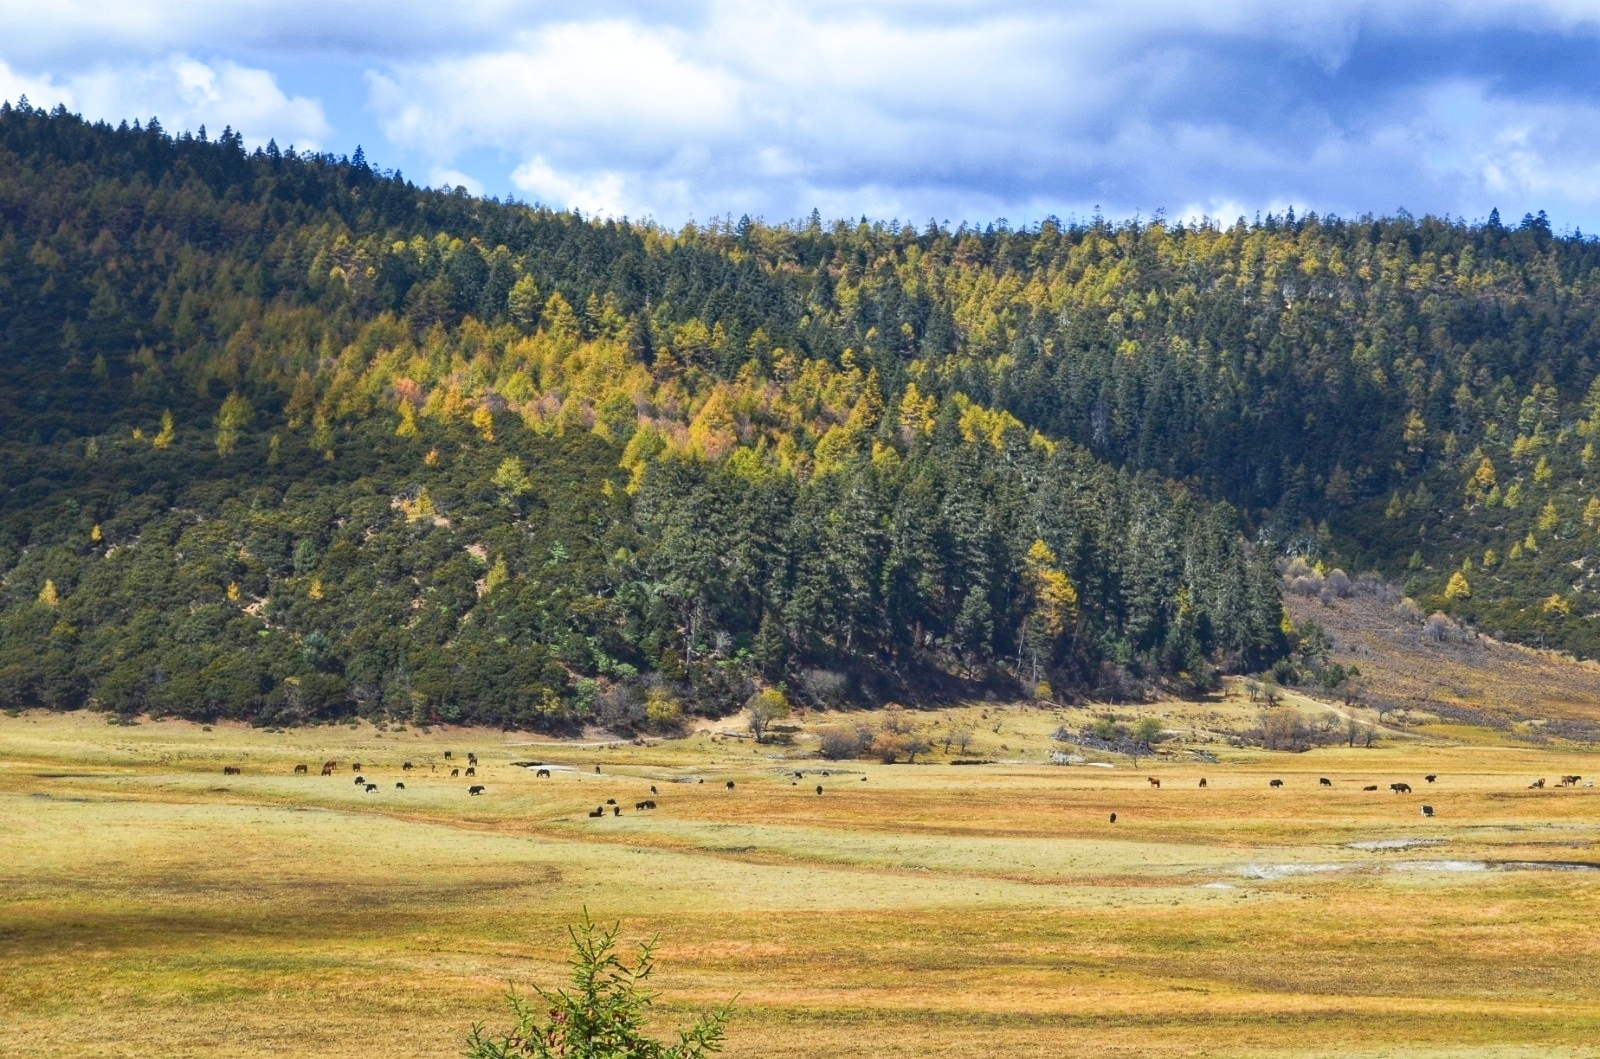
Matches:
[[1286, 582, 1600, 741]]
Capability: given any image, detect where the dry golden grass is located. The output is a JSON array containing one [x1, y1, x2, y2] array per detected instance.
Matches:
[[3, 706, 1599, 1058]]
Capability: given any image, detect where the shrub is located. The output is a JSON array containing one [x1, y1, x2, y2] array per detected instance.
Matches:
[[465, 911, 732, 1059], [816, 725, 867, 760]]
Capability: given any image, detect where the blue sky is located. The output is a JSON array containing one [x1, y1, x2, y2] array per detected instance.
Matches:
[[4, 1, 1600, 230]]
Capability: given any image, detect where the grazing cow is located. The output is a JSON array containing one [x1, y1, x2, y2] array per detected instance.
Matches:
[[595, 766, 602, 774], [294, 764, 308, 774], [468, 785, 485, 795], [1269, 779, 1284, 788], [612, 805, 621, 816], [860, 776, 867, 782], [365, 783, 377, 792], [536, 769, 551, 778], [649, 785, 657, 794], [1319, 777, 1332, 787], [1198, 778, 1207, 788], [726, 780, 736, 790], [450, 768, 459, 777], [1530, 778, 1546, 789], [354, 776, 365, 785], [605, 798, 616, 805], [794, 772, 804, 779], [443, 751, 452, 759], [321, 764, 334, 776], [635, 801, 647, 811], [817, 785, 824, 795], [395, 782, 405, 790], [468, 753, 478, 765], [223, 766, 241, 775], [1363, 785, 1378, 791], [1421, 805, 1434, 817], [465, 766, 476, 777], [1390, 782, 1412, 794], [1109, 812, 1117, 823], [352, 762, 362, 772], [403, 762, 413, 771], [323, 760, 338, 772], [1147, 777, 1161, 788], [1424, 774, 1437, 783], [588, 806, 605, 817]]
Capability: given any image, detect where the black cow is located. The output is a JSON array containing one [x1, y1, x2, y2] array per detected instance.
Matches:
[[364, 783, 377, 792], [1319, 777, 1332, 787], [444, 751, 452, 759], [612, 805, 621, 816], [1391, 782, 1412, 793], [450, 768, 459, 777], [816, 785, 823, 795], [605, 798, 616, 805], [1109, 812, 1117, 823], [467, 753, 478, 765], [649, 785, 657, 794], [1424, 774, 1437, 783], [726, 781, 736, 790], [352, 762, 362, 772], [1269, 779, 1284, 788], [223, 766, 241, 775], [354, 776, 365, 785], [403, 761, 413, 771], [536, 769, 551, 778], [468, 785, 486, 795], [1421, 805, 1434, 817], [294, 764, 308, 774], [595, 766, 602, 774], [465, 766, 476, 777], [588, 806, 604, 817], [395, 782, 405, 789]]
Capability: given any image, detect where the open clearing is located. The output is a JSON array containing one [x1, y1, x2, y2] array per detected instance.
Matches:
[[2, 705, 1599, 1058]]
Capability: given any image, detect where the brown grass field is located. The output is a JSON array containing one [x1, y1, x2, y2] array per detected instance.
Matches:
[[2, 691, 1599, 1058]]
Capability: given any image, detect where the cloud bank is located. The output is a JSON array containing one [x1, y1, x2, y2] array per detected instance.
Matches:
[[3, 0, 1600, 226]]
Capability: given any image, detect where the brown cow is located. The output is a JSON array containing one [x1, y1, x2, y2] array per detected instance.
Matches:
[[1109, 812, 1117, 823], [223, 766, 241, 775], [294, 764, 308, 774], [450, 768, 459, 777], [1363, 785, 1378, 791], [465, 766, 476, 777], [1390, 782, 1412, 793], [467, 753, 478, 765], [402, 761, 413, 771], [351, 762, 362, 772], [1147, 777, 1161, 788], [1198, 778, 1207, 788]]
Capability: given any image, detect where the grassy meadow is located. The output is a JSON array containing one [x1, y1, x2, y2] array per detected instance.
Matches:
[[3, 697, 1599, 1058]]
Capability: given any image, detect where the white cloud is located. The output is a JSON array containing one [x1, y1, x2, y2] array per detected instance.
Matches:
[[2, 55, 330, 150], [8, 1, 1600, 224]]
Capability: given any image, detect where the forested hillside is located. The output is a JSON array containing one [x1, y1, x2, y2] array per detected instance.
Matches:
[[0, 101, 1284, 725], [6, 98, 1600, 726]]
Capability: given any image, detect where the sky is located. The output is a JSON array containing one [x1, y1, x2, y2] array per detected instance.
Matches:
[[4, 1, 1600, 230]]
